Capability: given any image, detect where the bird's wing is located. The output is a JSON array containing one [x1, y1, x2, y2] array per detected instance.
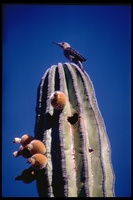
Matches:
[[64, 47, 86, 62]]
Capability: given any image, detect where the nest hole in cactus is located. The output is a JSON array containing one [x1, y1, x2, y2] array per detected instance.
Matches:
[[67, 112, 79, 125]]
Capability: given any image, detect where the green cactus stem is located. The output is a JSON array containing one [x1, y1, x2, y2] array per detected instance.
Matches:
[[34, 62, 115, 197]]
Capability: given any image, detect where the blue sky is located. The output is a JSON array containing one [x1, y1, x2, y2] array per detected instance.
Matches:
[[2, 4, 131, 197]]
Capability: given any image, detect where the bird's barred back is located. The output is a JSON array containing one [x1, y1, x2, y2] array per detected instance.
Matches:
[[64, 47, 86, 62]]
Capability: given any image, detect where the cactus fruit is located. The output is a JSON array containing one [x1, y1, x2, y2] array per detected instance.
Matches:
[[13, 134, 34, 158], [50, 91, 67, 110], [13, 145, 32, 158], [13, 139, 46, 158], [27, 153, 48, 170], [13, 134, 34, 147], [34, 63, 115, 197], [26, 139, 46, 155]]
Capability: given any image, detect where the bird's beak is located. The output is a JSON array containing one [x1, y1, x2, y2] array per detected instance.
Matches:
[[52, 42, 63, 48]]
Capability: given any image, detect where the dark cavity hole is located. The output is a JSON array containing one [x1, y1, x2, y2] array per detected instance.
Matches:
[[67, 113, 78, 125], [45, 113, 54, 129], [88, 148, 94, 153]]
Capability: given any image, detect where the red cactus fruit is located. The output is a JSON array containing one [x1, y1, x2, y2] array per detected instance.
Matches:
[[50, 91, 67, 110], [26, 139, 46, 155], [13, 134, 34, 147], [27, 153, 48, 170]]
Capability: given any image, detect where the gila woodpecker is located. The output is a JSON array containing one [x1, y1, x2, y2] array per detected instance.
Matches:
[[53, 42, 86, 70]]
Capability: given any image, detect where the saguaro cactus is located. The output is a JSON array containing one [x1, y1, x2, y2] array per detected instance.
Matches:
[[34, 62, 115, 197]]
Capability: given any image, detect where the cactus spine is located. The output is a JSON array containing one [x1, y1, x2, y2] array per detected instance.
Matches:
[[34, 63, 115, 197]]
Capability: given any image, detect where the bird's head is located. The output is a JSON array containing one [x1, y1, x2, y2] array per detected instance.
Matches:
[[53, 42, 71, 50]]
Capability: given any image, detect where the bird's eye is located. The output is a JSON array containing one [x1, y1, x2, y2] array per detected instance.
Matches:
[[62, 42, 64, 45]]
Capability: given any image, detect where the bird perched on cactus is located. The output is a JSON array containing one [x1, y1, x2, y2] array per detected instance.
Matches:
[[27, 153, 48, 170], [53, 42, 86, 70]]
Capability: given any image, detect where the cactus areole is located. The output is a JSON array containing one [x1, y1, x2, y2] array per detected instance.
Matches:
[[34, 62, 115, 197]]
